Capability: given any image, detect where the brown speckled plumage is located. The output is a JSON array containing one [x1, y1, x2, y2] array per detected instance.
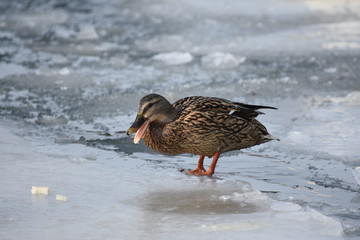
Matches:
[[127, 94, 278, 176]]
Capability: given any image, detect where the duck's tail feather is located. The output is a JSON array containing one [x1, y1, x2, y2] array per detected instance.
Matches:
[[262, 134, 280, 143]]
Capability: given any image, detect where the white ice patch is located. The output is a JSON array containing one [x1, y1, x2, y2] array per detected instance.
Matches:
[[271, 201, 302, 212], [285, 131, 312, 146], [0, 63, 29, 79], [199, 199, 343, 239], [352, 166, 360, 185], [217, 190, 271, 208], [75, 24, 99, 40], [201, 222, 265, 232], [343, 91, 360, 106], [6, 9, 69, 30], [322, 42, 360, 50], [55, 195, 68, 202], [201, 52, 245, 69], [152, 52, 194, 65]]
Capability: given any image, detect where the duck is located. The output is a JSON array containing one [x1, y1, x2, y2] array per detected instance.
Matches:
[[126, 93, 278, 176]]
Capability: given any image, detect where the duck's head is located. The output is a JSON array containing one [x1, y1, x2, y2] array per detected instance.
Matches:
[[126, 94, 176, 144]]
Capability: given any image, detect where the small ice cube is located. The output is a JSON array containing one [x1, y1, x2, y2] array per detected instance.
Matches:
[[56, 195, 68, 202], [31, 186, 50, 195]]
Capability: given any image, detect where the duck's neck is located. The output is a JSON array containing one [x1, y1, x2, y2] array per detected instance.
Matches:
[[159, 110, 176, 123], [143, 121, 166, 148], [154, 104, 177, 124]]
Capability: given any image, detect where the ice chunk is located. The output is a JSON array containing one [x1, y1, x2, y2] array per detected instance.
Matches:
[[271, 201, 302, 212], [6, 9, 69, 30], [309, 209, 343, 236], [76, 25, 99, 40], [35, 115, 68, 126], [217, 190, 271, 209], [322, 42, 360, 50], [68, 156, 88, 164], [0, 63, 29, 79], [51, 25, 75, 39], [56, 195, 68, 202], [286, 131, 312, 146], [344, 91, 360, 106], [352, 166, 360, 185], [201, 222, 266, 232], [201, 52, 245, 69], [59, 68, 70, 75], [152, 52, 193, 65], [323, 67, 337, 73], [137, 35, 190, 52], [31, 186, 50, 195]]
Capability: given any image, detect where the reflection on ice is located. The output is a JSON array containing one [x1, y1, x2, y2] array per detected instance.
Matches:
[[142, 181, 270, 214], [139, 180, 343, 240]]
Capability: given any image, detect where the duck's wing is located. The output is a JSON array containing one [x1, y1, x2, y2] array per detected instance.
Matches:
[[172, 96, 277, 120]]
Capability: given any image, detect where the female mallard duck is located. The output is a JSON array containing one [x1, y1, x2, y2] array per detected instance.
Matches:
[[127, 93, 278, 176]]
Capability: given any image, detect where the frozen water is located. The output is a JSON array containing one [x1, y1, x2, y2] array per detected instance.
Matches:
[[1, 0, 360, 239], [0, 125, 345, 240]]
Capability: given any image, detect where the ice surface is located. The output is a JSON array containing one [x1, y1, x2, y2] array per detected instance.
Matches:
[[1, 0, 360, 239], [0, 125, 344, 240]]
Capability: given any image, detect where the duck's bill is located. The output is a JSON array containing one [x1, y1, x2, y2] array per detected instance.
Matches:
[[133, 120, 149, 144], [126, 115, 149, 144]]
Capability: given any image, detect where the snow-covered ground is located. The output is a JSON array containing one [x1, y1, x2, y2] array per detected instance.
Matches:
[[1, 0, 360, 239]]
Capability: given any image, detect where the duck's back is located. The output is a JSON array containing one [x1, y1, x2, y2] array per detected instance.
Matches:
[[165, 96, 277, 156]]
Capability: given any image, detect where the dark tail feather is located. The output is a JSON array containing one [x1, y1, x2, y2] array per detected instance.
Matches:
[[262, 134, 280, 143], [236, 102, 278, 110], [231, 103, 277, 120]]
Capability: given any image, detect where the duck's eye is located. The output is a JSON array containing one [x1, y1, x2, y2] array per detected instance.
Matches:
[[142, 102, 155, 115]]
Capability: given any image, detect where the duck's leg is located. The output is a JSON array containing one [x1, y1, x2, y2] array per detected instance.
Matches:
[[195, 152, 220, 176], [187, 155, 206, 174]]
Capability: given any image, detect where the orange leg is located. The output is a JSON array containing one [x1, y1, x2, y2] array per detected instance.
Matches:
[[187, 152, 221, 176], [187, 155, 206, 174]]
